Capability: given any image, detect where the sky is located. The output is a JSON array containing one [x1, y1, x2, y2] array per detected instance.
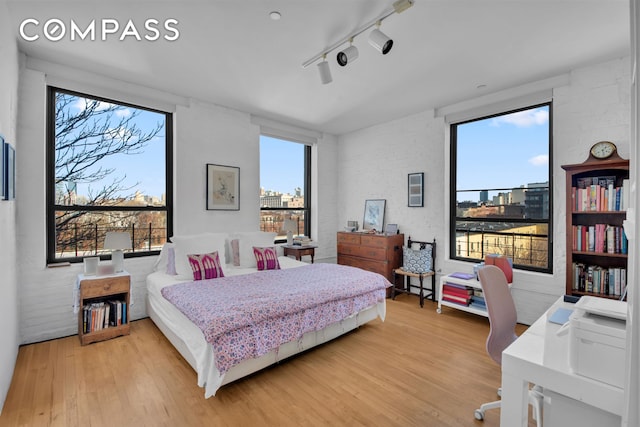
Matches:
[[455, 105, 550, 201], [259, 135, 304, 194]]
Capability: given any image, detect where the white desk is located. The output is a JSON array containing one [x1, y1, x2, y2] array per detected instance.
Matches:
[[501, 297, 624, 426]]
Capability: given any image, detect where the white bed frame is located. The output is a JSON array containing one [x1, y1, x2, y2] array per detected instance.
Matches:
[[146, 263, 386, 398]]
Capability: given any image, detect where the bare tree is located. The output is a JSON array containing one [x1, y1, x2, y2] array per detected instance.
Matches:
[[53, 91, 164, 256]]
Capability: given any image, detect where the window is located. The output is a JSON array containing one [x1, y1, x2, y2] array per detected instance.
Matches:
[[47, 87, 173, 263], [450, 103, 552, 272], [259, 135, 310, 241]]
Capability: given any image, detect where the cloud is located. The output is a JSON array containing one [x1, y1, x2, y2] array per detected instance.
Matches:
[[529, 154, 548, 166], [491, 108, 549, 127], [115, 108, 132, 118]]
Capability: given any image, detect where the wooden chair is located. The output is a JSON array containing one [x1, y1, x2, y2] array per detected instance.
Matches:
[[392, 237, 436, 307]]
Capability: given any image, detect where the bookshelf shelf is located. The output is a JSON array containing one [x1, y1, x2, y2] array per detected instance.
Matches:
[[77, 272, 131, 345], [437, 274, 486, 317], [562, 153, 629, 300]]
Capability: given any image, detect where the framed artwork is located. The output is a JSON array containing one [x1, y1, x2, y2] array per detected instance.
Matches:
[[408, 172, 424, 207], [3, 140, 15, 201], [206, 164, 240, 210], [385, 223, 398, 235], [363, 199, 386, 232], [0, 135, 4, 200]]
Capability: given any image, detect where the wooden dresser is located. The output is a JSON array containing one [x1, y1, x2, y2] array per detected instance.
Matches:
[[337, 232, 404, 293]]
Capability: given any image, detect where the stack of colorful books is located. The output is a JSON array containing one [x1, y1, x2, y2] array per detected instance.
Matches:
[[441, 282, 473, 306], [469, 289, 486, 311]]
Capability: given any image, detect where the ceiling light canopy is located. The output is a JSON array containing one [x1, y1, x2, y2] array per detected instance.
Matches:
[[303, 0, 414, 84]]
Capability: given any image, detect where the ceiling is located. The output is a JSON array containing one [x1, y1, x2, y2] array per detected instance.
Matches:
[[6, 0, 631, 135]]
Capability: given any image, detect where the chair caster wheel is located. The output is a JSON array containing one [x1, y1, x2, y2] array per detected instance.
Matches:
[[436, 308, 442, 314], [474, 409, 484, 421]]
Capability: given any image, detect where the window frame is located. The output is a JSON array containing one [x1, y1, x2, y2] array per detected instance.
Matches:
[[259, 138, 311, 241], [46, 86, 174, 264], [449, 102, 553, 273]]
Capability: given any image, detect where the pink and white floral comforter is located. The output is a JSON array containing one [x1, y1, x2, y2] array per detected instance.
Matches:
[[161, 263, 391, 373]]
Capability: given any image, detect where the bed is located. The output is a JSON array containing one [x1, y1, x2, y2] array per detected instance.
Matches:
[[146, 231, 391, 398]]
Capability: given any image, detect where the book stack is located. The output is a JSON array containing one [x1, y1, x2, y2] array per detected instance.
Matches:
[[442, 282, 473, 306], [82, 300, 127, 333], [572, 176, 629, 212], [469, 289, 486, 311], [293, 235, 312, 246]]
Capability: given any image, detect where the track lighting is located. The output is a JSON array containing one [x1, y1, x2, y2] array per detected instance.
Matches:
[[317, 54, 332, 84], [369, 22, 393, 55], [337, 39, 359, 67], [302, 0, 414, 83]]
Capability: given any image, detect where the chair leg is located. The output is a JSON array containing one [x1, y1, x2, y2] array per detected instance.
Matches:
[[419, 275, 424, 308], [391, 271, 397, 300]]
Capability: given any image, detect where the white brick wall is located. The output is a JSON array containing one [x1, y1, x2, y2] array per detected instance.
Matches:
[[337, 57, 631, 324], [12, 54, 632, 343]]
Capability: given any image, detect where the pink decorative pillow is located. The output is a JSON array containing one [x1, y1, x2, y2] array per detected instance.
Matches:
[[187, 251, 224, 280], [253, 246, 280, 271]]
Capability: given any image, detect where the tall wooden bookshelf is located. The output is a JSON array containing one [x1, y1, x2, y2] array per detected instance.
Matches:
[[562, 151, 629, 300]]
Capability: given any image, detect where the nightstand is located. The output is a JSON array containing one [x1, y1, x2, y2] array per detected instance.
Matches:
[[76, 271, 131, 345], [282, 245, 317, 263]]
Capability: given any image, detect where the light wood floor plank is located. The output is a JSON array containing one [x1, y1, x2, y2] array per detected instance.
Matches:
[[0, 296, 535, 426]]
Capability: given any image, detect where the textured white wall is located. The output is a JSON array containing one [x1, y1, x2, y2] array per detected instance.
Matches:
[[15, 60, 340, 344], [0, 1, 20, 413], [337, 57, 631, 324]]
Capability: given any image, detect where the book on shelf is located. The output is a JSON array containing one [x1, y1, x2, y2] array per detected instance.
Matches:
[[442, 295, 470, 306], [571, 262, 626, 297], [572, 175, 627, 212], [83, 300, 127, 333]]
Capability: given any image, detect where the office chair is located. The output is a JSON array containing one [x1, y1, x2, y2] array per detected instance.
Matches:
[[474, 265, 543, 426]]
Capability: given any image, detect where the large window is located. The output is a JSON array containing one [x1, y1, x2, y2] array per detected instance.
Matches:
[[47, 87, 172, 263], [450, 103, 552, 272], [259, 135, 310, 240]]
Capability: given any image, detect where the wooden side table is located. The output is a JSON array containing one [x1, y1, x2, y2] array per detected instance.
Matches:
[[282, 245, 317, 263]]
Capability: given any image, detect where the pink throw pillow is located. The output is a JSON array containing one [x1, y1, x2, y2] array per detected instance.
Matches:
[[253, 246, 280, 271], [187, 251, 224, 280]]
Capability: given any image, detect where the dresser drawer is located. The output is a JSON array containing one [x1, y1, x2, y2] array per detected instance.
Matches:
[[360, 235, 390, 248], [337, 232, 361, 245], [338, 255, 388, 277], [338, 243, 387, 260]]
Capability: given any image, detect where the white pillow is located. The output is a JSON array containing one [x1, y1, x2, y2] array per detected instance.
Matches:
[[231, 231, 278, 268], [153, 242, 176, 274], [170, 233, 228, 279]]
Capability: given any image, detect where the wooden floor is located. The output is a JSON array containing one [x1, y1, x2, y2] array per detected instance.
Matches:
[[0, 295, 534, 427]]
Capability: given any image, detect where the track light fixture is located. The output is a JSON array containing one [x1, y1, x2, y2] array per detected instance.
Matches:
[[337, 38, 359, 67], [369, 22, 393, 55], [302, 0, 414, 83], [317, 53, 332, 84]]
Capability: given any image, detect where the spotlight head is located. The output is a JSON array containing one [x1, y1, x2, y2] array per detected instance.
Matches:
[[369, 29, 393, 55], [317, 59, 332, 84], [337, 45, 359, 66]]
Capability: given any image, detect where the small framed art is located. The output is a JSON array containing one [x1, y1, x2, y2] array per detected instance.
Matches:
[[3, 140, 15, 201], [408, 172, 424, 207], [206, 164, 240, 210], [363, 199, 386, 232]]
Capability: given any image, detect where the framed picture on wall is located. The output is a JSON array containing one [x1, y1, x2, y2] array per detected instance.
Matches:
[[363, 199, 386, 232], [206, 164, 240, 210], [0, 135, 4, 200], [3, 140, 15, 201], [408, 172, 424, 207]]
